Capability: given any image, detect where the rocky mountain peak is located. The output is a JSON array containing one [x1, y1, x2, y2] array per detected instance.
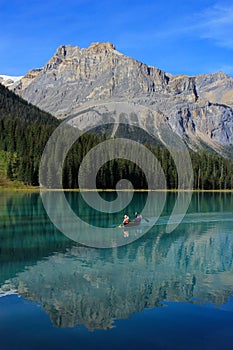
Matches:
[[87, 41, 116, 52], [54, 42, 116, 59], [8, 41, 233, 156]]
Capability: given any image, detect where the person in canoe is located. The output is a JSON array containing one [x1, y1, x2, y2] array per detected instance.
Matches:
[[122, 214, 130, 226], [134, 212, 142, 223]]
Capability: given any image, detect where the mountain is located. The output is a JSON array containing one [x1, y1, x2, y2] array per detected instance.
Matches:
[[10, 42, 233, 157]]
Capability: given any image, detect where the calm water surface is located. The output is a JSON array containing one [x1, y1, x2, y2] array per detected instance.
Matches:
[[0, 191, 233, 350]]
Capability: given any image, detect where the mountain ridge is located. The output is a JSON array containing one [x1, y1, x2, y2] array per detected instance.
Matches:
[[7, 42, 233, 157]]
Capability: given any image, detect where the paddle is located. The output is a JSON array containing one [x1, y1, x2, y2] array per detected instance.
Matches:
[[110, 223, 123, 228], [143, 217, 149, 222]]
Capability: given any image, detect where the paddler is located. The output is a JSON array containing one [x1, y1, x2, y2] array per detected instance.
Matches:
[[122, 214, 130, 226]]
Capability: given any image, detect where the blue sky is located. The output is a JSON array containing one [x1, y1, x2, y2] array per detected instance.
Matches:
[[1, 0, 233, 77]]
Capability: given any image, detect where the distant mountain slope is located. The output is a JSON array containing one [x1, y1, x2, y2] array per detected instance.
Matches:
[[0, 82, 58, 125], [10, 42, 233, 157]]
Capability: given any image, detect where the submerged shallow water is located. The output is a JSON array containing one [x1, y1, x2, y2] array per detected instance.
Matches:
[[0, 191, 233, 350]]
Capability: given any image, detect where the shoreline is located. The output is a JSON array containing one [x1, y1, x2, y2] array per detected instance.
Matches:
[[1, 187, 233, 193]]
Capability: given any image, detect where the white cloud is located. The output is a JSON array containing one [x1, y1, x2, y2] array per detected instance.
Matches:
[[189, 2, 233, 49], [116, 2, 233, 51], [124, 2, 233, 50]]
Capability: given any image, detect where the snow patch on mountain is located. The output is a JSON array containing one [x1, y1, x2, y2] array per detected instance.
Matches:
[[0, 74, 23, 87]]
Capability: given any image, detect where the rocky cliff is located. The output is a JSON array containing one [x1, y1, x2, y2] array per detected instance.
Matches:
[[11, 42, 233, 156]]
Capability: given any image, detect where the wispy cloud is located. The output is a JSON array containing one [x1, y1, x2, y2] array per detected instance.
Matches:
[[120, 2, 233, 50], [193, 2, 233, 49], [112, 2, 233, 51]]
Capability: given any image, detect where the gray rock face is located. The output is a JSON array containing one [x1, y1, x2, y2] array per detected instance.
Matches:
[[11, 42, 233, 155]]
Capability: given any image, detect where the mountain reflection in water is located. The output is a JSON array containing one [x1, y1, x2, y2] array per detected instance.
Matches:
[[0, 191, 233, 331]]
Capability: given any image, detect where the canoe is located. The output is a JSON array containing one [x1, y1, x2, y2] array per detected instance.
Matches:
[[119, 221, 141, 228]]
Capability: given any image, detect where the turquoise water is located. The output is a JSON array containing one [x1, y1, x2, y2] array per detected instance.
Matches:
[[0, 191, 233, 350]]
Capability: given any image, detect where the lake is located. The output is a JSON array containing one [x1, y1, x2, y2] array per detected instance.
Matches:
[[0, 191, 233, 350]]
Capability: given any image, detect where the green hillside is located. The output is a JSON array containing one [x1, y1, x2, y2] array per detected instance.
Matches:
[[0, 150, 9, 185], [0, 83, 59, 187]]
